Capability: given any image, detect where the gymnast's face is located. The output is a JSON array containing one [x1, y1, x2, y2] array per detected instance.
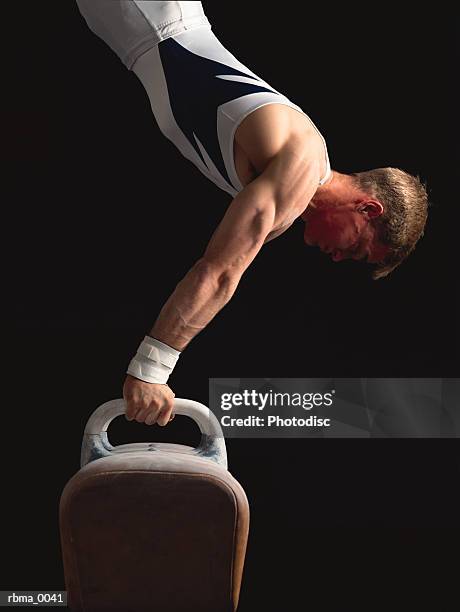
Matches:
[[301, 201, 390, 264]]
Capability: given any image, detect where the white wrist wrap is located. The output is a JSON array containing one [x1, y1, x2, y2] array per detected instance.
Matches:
[[126, 336, 181, 384]]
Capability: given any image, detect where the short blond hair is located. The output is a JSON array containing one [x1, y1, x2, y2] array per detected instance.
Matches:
[[352, 168, 429, 279]]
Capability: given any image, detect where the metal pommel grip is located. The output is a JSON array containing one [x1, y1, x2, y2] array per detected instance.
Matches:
[[80, 398, 227, 469]]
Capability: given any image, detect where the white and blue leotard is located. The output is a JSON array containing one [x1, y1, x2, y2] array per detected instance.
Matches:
[[76, 1, 331, 197]]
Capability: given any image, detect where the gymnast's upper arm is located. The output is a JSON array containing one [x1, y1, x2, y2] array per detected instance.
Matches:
[[200, 165, 280, 279], [201, 145, 318, 278]]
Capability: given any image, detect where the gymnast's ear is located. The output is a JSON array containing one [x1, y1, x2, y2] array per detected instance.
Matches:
[[358, 200, 384, 218]]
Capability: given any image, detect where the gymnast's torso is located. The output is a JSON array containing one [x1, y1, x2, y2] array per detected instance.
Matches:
[[76, 1, 331, 197]]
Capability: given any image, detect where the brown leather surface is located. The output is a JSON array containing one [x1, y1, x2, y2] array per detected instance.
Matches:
[[60, 452, 249, 612]]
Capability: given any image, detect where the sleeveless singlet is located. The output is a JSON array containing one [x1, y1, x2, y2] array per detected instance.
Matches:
[[76, 1, 332, 198]]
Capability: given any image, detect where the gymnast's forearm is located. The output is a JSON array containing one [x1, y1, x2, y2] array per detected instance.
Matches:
[[150, 259, 240, 351]]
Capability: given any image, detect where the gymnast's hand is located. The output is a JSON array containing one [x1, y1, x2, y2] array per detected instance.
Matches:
[[122, 374, 175, 426]]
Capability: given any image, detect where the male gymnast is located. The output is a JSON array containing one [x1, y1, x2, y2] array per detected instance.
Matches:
[[75, 1, 428, 426]]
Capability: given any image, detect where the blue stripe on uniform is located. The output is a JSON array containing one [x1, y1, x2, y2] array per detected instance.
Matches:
[[158, 38, 273, 188]]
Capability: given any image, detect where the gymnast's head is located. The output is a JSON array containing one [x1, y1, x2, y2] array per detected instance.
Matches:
[[301, 167, 429, 279]]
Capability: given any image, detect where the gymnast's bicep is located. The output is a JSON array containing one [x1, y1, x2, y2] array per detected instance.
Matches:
[[200, 171, 279, 278]]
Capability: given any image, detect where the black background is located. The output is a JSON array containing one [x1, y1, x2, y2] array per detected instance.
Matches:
[[4, 2, 459, 610]]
